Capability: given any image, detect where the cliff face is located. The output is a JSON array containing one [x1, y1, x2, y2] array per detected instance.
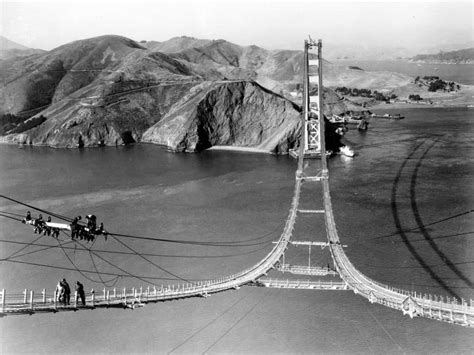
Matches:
[[6, 81, 198, 147], [141, 81, 301, 153], [5, 79, 302, 152]]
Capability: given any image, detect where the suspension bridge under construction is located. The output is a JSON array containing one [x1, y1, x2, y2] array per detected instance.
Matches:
[[0, 39, 473, 328]]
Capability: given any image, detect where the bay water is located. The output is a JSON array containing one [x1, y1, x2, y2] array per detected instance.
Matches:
[[334, 60, 474, 85], [0, 107, 473, 353]]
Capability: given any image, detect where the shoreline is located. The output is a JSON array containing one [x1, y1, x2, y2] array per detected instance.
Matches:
[[206, 145, 274, 154], [369, 101, 473, 110], [0, 103, 471, 150], [0, 139, 278, 155]]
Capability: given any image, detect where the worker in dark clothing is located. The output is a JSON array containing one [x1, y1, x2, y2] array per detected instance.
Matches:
[[34, 214, 44, 234], [61, 279, 71, 305], [52, 228, 60, 238], [86, 215, 97, 231], [76, 281, 86, 306], [70, 216, 81, 239], [78, 225, 86, 240], [25, 211, 31, 221], [44, 216, 52, 236], [99, 222, 108, 240]]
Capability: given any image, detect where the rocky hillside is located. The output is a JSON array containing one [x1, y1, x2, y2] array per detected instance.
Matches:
[[4, 34, 451, 151], [0, 35, 310, 152], [142, 81, 301, 153], [410, 48, 474, 64]]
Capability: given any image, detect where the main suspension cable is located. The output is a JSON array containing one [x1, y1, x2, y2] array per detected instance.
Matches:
[[1, 194, 280, 247], [0, 238, 270, 259], [0, 195, 73, 222]]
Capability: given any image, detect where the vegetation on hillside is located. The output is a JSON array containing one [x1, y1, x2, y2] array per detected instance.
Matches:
[[0, 114, 24, 135], [0, 114, 47, 135], [335, 87, 397, 101], [414, 76, 460, 92], [408, 94, 423, 101]]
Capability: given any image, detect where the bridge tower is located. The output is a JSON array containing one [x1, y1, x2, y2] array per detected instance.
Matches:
[[302, 38, 327, 167]]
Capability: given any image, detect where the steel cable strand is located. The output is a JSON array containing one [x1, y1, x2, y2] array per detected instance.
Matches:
[[110, 235, 195, 286], [0, 238, 271, 259], [88, 250, 121, 288], [1, 196, 275, 257], [0, 258, 179, 281], [167, 293, 250, 354], [72, 238, 166, 287], [0, 211, 26, 218], [6, 239, 76, 260], [202, 290, 269, 354], [85, 229, 122, 287], [0, 195, 278, 247], [356, 259, 474, 270], [107, 231, 275, 247], [4, 233, 46, 260], [0, 213, 24, 223], [0, 195, 74, 222], [56, 232, 120, 286], [369, 209, 474, 242], [0, 212, 70, 260]]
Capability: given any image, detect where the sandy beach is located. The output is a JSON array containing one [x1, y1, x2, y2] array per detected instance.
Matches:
[[207, 145, 274, 154]]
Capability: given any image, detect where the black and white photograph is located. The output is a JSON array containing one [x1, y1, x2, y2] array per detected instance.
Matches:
[[0, 0, 473, 353]]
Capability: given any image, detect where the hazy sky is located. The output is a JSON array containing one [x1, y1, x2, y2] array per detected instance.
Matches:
[[1, 0, 472, 51]]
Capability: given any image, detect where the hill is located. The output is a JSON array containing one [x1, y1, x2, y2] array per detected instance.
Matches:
[[0, 35, 307, 152], [2, 34, 471, 151], [410, 48, 474, 64], [0, 35, 45, 60], [142, 36, 212, 53]]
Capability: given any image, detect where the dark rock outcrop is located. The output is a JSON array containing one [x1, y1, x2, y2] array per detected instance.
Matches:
[[142, 81, 302, 153]]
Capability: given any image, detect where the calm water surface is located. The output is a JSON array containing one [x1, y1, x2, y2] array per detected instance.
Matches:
[[334, 60, 474, 85], [0, 107, 473, 353]]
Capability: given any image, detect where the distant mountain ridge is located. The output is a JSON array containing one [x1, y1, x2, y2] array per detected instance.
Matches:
[[1, 34, 469, 151], [0, 36, 29, 50], [0, 35, 45, 60], [410, 48, 474, 64], [142, 36, 212, 53]]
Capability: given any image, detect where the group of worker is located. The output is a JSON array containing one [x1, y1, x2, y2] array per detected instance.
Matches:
[[55, 278, 86, 306], [23, 211, 107, 242], [24, 211, 60, 238], [71, 214, 107, 241]]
